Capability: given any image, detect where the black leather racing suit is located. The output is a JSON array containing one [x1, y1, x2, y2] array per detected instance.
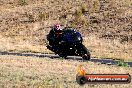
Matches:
[[47, 28, 63, 52]]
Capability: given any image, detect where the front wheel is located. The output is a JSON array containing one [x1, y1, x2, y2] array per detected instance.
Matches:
[[82, 53, 90, 60], [76, 44, 91, 60]]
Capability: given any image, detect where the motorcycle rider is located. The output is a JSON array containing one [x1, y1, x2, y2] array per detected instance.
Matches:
[[46, 24, 90, 60], [47, 24, 63, 52], [47, 24, 63, 45]]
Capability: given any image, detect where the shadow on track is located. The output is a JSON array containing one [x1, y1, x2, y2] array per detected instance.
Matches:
[[0, 51, 132, 67]]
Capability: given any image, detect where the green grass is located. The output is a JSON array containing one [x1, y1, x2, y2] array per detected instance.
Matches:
[[117, 60, 129, 67]]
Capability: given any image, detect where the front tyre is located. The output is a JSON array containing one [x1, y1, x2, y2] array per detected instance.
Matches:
[[82, 53, 90, 60], [77, 44, 91, 60]]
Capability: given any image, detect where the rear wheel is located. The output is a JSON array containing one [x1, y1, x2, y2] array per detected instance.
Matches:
[[58, 52, 67, 59]]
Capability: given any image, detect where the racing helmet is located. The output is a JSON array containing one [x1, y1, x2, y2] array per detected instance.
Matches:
[[53, 24, 62, 31]]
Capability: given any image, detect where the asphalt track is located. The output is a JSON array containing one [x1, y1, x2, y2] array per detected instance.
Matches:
[[0, 51, 132, 67]]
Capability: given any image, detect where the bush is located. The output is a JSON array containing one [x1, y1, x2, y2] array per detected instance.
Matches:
[[75, 9, 83, 18], [70, 7, 89, 28], [93, 0, 100, 12], [81, 4, 88, 14], [18, 0, 27, 6], [38, 12, 49, 21]]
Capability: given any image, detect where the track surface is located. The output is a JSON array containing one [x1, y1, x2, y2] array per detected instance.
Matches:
[[0, 51, 132, 67]]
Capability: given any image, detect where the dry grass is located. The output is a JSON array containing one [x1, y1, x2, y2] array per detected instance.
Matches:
[[0, 55, 132, 88], [0, 35, 52, 53], [0, 1, 132, 88], [0, 0, 132, 60], [1, 34, 131, 61], [83, 36, 132, 61]]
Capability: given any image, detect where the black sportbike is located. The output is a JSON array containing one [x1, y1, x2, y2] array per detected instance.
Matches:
[[46, 29, 90, 60]]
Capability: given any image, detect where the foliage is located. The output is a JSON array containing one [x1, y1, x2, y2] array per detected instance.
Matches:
[[38, 12, 50, 21], [93, 0, 100, 12], [81, 4, 88, 14], [74, 9, 83, 18], [117, 60, 129, 67], [71, 7, 89, 28], [18, 0, 27, 6]]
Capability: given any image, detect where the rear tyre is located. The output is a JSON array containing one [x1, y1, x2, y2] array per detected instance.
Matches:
[[58, 52, 67, 59]]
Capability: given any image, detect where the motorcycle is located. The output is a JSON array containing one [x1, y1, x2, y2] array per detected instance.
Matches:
[[45, 28, 91, 60]]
